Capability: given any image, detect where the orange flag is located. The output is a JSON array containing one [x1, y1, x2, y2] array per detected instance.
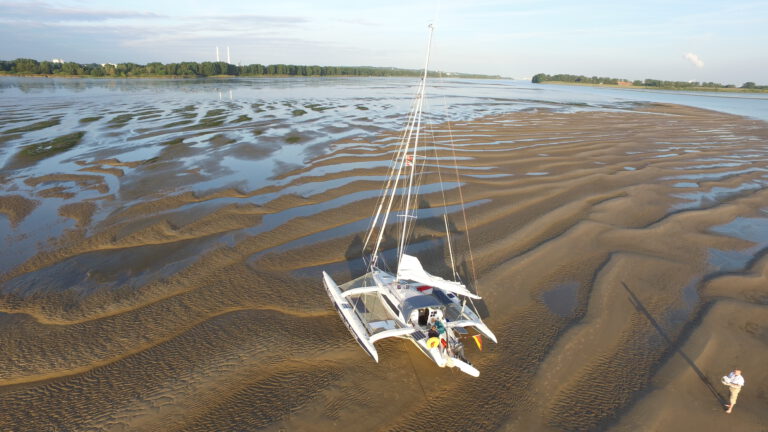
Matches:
[[472, 334, 483, 351]]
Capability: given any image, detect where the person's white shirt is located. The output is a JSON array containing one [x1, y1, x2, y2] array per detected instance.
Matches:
[[727, 371, 745, 387]]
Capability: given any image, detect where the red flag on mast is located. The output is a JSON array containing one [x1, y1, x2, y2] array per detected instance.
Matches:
[[472, 334, 483, 351]]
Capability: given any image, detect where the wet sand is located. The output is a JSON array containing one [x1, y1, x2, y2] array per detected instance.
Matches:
[[1, 103, 768, 431]]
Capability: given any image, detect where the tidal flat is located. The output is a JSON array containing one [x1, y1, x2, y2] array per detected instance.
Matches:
[[1, 77, 768, 431]]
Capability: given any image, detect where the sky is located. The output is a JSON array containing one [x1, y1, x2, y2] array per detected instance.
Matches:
[[1, 0, 767, 84]]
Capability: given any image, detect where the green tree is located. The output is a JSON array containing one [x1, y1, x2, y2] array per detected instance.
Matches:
[[164, 63, 179, 75], [14, 58, 39, 73], [178, 62, 199, 76], [146, 62, 164, 75], [200, 61, 218, 76], [37, 61, 53, 74], [61, 62, 84, 75]]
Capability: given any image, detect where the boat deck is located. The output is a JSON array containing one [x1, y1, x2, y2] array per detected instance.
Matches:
[[339, 273, 404, 336], [337, 270, 474, 340]]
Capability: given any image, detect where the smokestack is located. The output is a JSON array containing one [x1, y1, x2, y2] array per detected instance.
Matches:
[[227, 46, 231, 64], [216, 46, 220, 62]]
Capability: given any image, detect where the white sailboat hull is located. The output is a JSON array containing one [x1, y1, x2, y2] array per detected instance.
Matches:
[[322, 271, 380, 362], [450, 357, 481, 377], [325, 265, 491, 377]]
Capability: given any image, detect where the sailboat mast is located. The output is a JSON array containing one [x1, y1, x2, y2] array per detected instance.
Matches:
[[396, 24, 434, 267], [368, 24, 435, 270]]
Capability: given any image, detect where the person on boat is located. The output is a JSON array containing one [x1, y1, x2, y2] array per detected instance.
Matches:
[[434, 319, 446, 335], [721, 369, 745, 414], [428, 325, 439, 339]]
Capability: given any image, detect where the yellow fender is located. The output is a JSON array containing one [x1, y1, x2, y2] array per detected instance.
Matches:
[[426, 337, 440, 349]]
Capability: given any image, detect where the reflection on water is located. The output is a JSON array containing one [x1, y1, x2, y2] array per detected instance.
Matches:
[[708, 214, 768, 272], [672, 181, 768, 210]]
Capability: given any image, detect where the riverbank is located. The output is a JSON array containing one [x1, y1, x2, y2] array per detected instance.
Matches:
[[0, 72, 401, 79], [538, 80, 768, 94]]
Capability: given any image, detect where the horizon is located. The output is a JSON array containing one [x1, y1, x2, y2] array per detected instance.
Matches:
[[1, 1, 767, 85], [4, 58, 767, 87]]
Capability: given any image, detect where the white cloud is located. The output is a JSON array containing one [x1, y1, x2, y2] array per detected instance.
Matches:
[[684, 52, 704, 68], [0, 1, 163, 22]]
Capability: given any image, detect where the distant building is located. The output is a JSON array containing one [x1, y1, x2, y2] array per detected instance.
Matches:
[[101, 63, 117, 67], [617, 81, 632, 86], [52, 58, 65, 64]]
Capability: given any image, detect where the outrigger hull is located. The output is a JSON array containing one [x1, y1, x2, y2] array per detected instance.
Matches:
[[322, 271, 379, 362], [422, 341, 480, 377]]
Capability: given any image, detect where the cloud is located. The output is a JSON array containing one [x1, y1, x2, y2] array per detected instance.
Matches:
[[199, 14, 308, 25], [684, 52, 704, 68], [0, 1, 315, 64], [0, 1, 163, 22]]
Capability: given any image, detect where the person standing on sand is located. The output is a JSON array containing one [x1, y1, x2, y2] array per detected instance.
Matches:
[[721, 369, 745, 413]]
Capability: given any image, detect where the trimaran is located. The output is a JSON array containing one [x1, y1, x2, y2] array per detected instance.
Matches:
[[322, 24, 497, 377]]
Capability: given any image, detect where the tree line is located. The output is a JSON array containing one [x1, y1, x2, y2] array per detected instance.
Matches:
[[531, 73, 766, 90], [0, 58, 500, 79]]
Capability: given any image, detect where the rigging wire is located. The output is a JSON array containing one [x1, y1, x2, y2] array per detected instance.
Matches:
[[435, 71, 482, 297], [364, 24, 435, 275], [423, 107, 460, 278], [363, 83, 422, 269]]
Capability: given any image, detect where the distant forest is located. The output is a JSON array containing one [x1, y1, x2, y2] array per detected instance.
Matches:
[[532, 73, 766, 91], [0, 58, 501, 79]]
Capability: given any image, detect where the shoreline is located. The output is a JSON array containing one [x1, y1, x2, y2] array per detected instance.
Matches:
[[0, 73, 504, 80], [537, 80, 768, 94]]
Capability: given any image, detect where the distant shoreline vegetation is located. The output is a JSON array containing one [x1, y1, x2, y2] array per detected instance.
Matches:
[[0, 58, 501, 79], [532, 73, 767, 93]]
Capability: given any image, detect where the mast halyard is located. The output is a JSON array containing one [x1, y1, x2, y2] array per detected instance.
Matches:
[[367, 24, 435, 273]]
